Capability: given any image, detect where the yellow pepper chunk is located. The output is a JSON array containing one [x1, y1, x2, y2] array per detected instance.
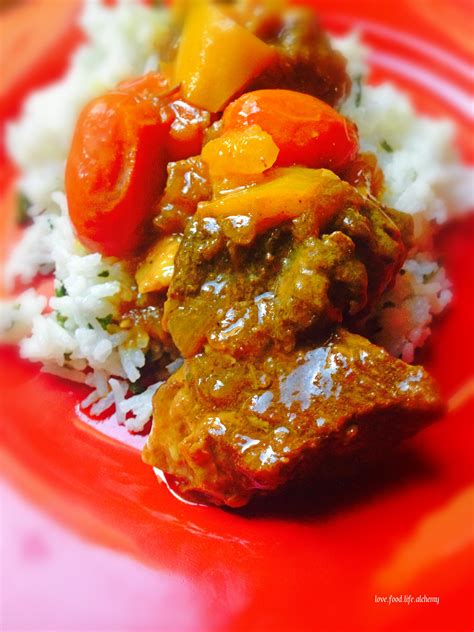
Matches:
[[202, 125, 279, 176], [196, 168, 345, 233], [135, 235, 182, 294], [174, 3, 277, 112]]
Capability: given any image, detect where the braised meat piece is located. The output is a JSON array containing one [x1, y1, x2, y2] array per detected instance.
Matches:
[[143, 329, 444, 507], [163, 170, 411, 358], [153, 157, 212, 234], [248, 6, 351, 107]]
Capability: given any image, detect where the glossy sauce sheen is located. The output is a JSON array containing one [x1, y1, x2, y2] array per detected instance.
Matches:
[[143, 330, 443, 506], [128, 4, 442, 507]]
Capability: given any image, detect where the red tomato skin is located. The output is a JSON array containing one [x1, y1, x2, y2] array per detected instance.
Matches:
[[65, 91, 169, 257], [65, 71, 212, 256], [221, 89, 359, 172]]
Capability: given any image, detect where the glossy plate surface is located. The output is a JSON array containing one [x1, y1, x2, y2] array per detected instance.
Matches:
[[1, 1, 473, 629]]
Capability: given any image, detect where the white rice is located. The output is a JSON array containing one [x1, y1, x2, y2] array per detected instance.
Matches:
[[373, 254, 453, 362], [1, 2, 473, 433], [2, 0, 171, 432], [334, 34, 474, 242]]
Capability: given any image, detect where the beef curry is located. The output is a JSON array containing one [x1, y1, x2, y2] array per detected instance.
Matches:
[[65, 0, 444, 507]]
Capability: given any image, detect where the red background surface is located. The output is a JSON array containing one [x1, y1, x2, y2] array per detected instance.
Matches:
[[1, 1, 473, 630]]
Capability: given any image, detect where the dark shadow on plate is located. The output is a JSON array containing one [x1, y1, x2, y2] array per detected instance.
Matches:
[[235, 444, 438, 522]]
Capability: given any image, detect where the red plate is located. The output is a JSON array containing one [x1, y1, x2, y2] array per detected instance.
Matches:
[[1, 1, 473, 630]]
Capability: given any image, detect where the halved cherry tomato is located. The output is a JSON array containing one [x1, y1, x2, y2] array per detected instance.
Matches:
[[221, 89, 359, 171], [65, 72, 213, 256], [66, 74, 172, 257]]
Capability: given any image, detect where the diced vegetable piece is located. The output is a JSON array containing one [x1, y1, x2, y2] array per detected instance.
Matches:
[[174, 4, 277, 112], [17, 192, 30, 225], [202, 125, 279, 176], [196, 167, 344, 233], [65, 73, 171, 257], [222, 89, 359, 171], [136, 234, 182, 294]]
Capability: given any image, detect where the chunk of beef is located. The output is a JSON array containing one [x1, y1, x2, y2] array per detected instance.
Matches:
[[248, 6, 351, 107], [143, 329, 444, 507], [163, 171, 411, 358], [153, 157, 212, 234]]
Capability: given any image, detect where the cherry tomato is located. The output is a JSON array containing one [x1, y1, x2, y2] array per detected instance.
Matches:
[[65, 75, 171, 257], [65, 72, 213, 256], [221, 89, 359, 171]]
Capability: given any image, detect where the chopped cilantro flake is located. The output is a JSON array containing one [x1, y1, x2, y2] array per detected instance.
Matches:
[[97, 314, 113, 330], [17, 192, 31, 225], [354, 75, 362, 107], [129, 381, 146, 395]]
